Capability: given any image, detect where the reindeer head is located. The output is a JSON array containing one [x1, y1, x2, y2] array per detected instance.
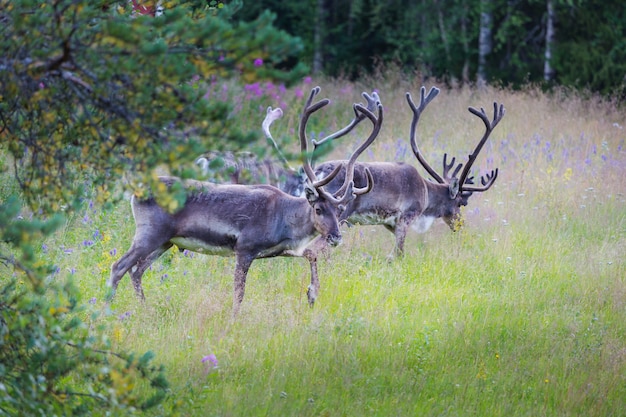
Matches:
[[407, 87, 505, 230]]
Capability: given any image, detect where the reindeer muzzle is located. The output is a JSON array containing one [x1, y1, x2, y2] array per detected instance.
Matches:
[[326, 234, 342, 247]]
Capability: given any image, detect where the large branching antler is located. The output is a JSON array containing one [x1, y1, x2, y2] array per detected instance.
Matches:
[[457, 102, 505, 192], [406, 86, 444, 183], [298, 87, 380, 205], [311, 91, 380, 148], [328, 101, 382, 200], [262, 106, 293, 170]]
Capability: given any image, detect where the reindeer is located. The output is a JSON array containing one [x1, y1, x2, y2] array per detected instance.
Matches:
[[314, 86, 504, 259], [195, 106, 308, 197], [196, 92, 380, 197], [108, 87, 382, 314]]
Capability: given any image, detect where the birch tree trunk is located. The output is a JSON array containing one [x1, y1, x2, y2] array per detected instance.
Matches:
[[477, 0, 493, 88], [544, 0, 555, 81]]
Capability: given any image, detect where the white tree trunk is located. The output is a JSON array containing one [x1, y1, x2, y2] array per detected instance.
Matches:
[[544, 0, 555, 81], [477, 0, 493, 88]]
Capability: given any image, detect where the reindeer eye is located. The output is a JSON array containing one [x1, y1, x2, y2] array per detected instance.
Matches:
[[315, 207, 322, 215]]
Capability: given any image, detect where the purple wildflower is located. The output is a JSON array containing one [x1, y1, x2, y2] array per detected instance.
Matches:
[[41, 244, 48, 254], [109, 248, 117, 257], [303, 76, 312, 84], [82, 240, 94, 247], [202, 353, 219, 368], [244, 82, 263, 97], [253, 58, 263, 67], [118, 311, 132, 321], [88, 297, 97, 305]]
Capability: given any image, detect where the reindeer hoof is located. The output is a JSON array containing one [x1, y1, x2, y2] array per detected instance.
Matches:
[[307, 285, 317, 306]]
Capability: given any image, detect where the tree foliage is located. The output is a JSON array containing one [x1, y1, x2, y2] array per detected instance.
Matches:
[[0, 1, 307, 414], [237, 0, 626, 97], [0, 0, 306, 213]]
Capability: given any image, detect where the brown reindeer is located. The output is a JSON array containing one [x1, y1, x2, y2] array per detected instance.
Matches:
[[195, 106, 309, 197], [108, 87, 382, 314], [314, 86, 504, 259], [196, 92, 380, 197]]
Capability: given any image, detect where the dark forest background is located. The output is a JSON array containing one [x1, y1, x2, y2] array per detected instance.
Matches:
[[233, 0, 626, 98]]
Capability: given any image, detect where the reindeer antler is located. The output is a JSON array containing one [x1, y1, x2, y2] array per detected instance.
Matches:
[[458, 102, 505, 192], [406, 86, 443, 183], [262, 106, 294, 170], [312, 91, 381, 148], [298, 87, 380, 205]]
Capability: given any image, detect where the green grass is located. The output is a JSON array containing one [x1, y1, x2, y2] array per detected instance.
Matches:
[[6, 77, 626, 416]]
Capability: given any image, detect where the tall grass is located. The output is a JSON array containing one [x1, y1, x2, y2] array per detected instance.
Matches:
[[9, 72, 626, 416]]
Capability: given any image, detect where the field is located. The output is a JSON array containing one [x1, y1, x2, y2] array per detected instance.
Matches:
[[25, 74, 626, 416]]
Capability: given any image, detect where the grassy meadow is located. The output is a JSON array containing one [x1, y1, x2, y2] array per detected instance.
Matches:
[[9, 73, 626, 416]]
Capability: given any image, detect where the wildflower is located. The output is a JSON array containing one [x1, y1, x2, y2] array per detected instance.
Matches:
[[109, 248, 117, 257], [41, 244, 48, 254], [244, 82, 263, 97], [202, 353, 219, 369], [294, 87, 303, 98], [253, 58, 263, 67], [118, 311, 132, 321], [82, 240, 94, 247], [303, 76, 312, 84], [93, 230, 102, 240], [88, 297, 97, 305]]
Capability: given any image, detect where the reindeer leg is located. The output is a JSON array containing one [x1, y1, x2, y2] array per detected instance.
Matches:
[[109, 236, 171, 300], [233, 254, 254, 317], [384, 222, 408, 261], [109, 248, 142, 298], [303, 236, 328, 306], [128, 243, 173, 300]]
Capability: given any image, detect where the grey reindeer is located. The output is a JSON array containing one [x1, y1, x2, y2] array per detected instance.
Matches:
[[108, 87, 383, 315], [196, 92, 381, 197], [195, 107, 307, 196], [313, 86, 504, 260]]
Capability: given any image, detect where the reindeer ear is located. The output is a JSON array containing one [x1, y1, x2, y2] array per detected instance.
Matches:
[[305, 184, 319, 204], [449, 178, 460, 199]]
